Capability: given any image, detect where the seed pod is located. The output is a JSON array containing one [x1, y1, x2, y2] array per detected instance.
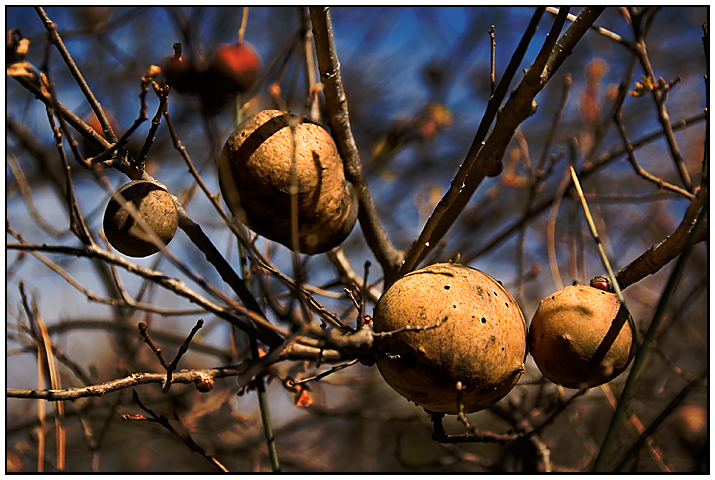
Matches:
[[528, 284, 635, 389], [219, 109, 358, 254], [372, 263, 527, 414], [103, 180, 179, 257]]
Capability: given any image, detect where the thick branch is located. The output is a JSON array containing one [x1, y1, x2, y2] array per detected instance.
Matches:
[[309, 7, 404, 283], [400, 7, 605, 275]]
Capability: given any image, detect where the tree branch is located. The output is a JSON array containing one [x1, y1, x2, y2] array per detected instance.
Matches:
[[399, 7, 605, 276], [309, 7, 404, 283], [616, 184, 707, 289]]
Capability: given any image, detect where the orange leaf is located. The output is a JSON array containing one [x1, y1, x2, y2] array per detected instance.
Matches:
[[293, 386, 313, 407]]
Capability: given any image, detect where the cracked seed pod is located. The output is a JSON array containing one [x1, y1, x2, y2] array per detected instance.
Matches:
[[372, 263, 527, 414], [103, 180, 179, 257], [219, 109, 358, 254], [528, 284, 635, 389]]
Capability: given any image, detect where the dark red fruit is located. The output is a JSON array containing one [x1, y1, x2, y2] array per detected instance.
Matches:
[[162, 55, 200, 94], [485, 160, 503, 177], [589, 275, 612, 292], [210, 42, 261, 94], [82, 113, 117, 157]]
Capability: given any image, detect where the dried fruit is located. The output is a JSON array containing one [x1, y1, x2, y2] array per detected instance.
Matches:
[[528, 284, 635, 388], [372, 263, 527, 414], [103, 180, 179, 257], [219, 109, 358, 254]]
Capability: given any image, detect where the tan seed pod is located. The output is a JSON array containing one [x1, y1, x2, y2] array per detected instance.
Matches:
[[103, 180, 179, 258], [528, 284, 635, 389], [372, 263, 527, 414], [219, 109, 358, 254]]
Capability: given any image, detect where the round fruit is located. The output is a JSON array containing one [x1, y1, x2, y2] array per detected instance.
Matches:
[[82, 112, 118, 158], [528, 284, 635, 389], [372, 263, 527, 414], [103, 180, 179, 257], [219, 109, 358, 254], [162, 54, 200, 94], [210, 42, 261, 94]]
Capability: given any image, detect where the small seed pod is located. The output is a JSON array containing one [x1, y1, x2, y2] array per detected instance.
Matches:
[[528, 284, 635, 389], [103, 180, 179, 257], [372, 263, 527, 414], [219, 109, 358, 254]]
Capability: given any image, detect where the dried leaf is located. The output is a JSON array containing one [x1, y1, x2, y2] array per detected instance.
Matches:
[[6, 60, 35, 79]]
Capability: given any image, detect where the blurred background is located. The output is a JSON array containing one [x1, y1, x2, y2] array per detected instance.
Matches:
[[6, 6, 708, 472]]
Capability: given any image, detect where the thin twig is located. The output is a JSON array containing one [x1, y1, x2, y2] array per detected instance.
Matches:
[[460, 111, 706, 264], [599, 382, 673, 472], [545, 7, 632, 48], [129, 391, 229, 472], [288, 358, 360, 386], [238, 7, 249, 44], [35, 7, 117, 143], [489, 25, 496, 97], [7, 241, 289, 345], [613, 376, 701, 471], [614, 113, 693, 199], [400, 8, 606, 277]]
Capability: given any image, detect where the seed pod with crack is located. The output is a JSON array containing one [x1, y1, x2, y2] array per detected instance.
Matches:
[[219, 109, 358, 254]]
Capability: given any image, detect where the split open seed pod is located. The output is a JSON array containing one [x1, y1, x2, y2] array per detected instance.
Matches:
[[528, 284, 635, 389], [103, 180, 179, 257], [372, 263, 527, 414], [219, 109, 358, 254]]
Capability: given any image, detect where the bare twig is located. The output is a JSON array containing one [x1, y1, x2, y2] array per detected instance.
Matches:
[[489, 25, 496, 97], [460, 111, 706, 264], [7, 242, 289, 345], [600, 382, 673, 471], [6, 152, 63, 237], [35, 7, 117, 143], [614, 377, 701, 471], [545, 7, 632, 48], [288, 358, 360, 386], [129, 391, 229, 472], [634, 40, 693, 192], [20, 283, 66, 471]]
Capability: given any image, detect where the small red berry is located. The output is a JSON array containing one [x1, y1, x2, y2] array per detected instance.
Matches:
[[210, 42, 261, 94], [362, 315, 372, 325], [82, 112, 118, 157], [589, 275, 612, 292]]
